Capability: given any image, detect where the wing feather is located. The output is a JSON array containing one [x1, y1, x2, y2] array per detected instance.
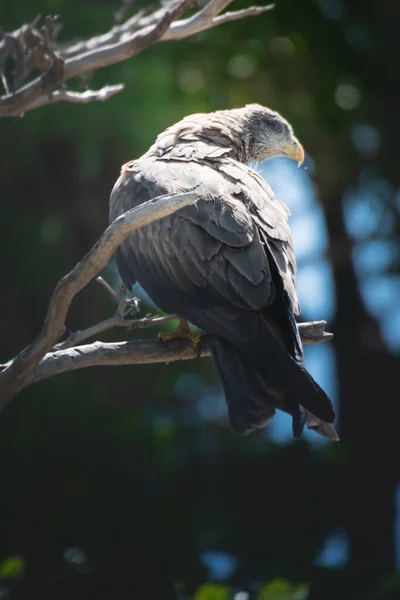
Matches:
[[109, 151, 299, 318]]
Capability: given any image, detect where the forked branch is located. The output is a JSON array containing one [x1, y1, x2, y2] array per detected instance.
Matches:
[[0, 191, 199, 406], [0, 1, 274, 117]]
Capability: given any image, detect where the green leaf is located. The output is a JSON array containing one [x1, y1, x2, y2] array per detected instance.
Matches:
[[193, 583, 231, 600], [257, 579, 310, 600], [0, 556, 25, 580]]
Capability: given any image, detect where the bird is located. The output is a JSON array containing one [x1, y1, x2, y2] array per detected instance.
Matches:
[[109, 104, 339, 441]]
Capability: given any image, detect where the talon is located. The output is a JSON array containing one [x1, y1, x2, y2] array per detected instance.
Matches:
[[158, 318, 202, 352]]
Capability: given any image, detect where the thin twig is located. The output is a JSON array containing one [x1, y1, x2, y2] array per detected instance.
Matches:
[[211, 5, 275, 28], [53, 275, 177, 350], [163, 2, 275, 41], [24, 84, 124, 112], [96, 276, 120, 302], [0, 190, 199, 405], [55, 313, 177, 350]]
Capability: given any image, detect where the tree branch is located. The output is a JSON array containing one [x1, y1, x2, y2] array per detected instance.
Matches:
[[0, 191, 199, 406], [24, 84, 125, 111], [10, 321, 333, 392], [0, 1, 274, 117], [163, 1, 275, 41]]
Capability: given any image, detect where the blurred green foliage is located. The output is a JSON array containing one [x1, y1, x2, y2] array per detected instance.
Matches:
[[193, 583, 231, 600], [0, 556, 25, 580], [257, 579, 309, 600]]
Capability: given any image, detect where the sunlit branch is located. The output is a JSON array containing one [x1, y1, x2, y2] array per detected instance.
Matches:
[[0, 191, 198, 406]]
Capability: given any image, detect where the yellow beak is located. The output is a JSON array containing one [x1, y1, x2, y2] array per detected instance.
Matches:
[[278, 136, 305, 167]]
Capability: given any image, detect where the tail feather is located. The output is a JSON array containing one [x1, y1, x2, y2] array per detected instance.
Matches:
[[210, 318, 336, 439], [179, 304, 337, 440], [238, 317, 335, 424], [210, 337, 276, 435], [306, 412, 340, 441]]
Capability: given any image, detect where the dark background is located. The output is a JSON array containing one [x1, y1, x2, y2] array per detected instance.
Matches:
[[0, 1, 400, 598]]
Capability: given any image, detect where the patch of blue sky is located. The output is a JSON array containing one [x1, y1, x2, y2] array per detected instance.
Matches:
[[353, 239, 398, 275], [290, 204, 328, 260], [200, 550, 238, 581], [343, 190, 382, 240], [196, 391, 228, 422], [305, 343, 339, 409], [360, 275, 400, 352], [360, 275, 400, 316], [343, 188, 395, 241], [297, 260, 336, 321], [381, 306, 400, 353], [315, 529, 349, 568], [259, 157, 317, 215], [342, 180, 400, 350]]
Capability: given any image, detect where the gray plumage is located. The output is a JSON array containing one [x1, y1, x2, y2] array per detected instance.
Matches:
[[109, 104, 338, 441]]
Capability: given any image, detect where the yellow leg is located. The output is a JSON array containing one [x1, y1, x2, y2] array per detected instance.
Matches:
[[158, 318, 202, 351]]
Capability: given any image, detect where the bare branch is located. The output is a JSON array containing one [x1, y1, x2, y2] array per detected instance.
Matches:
[[57, 313, 177, 351], [163, 1, 275, 41], [298, 320, 333, 344], [0, 0, 196, 117], [63, 1, 195, 80], [96, 276, 121, 302], [0, 1, 274, 117], [11, 321, 332, 392], [0, 191, 199, 406], [210, 5, 275, 28], [22, 84, 125, 112], [58, 8, 160, 60]]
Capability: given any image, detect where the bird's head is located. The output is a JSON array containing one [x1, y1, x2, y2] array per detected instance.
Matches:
[[236, 104, 304, 166]]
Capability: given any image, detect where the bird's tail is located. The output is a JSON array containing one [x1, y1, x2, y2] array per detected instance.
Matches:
[[210, 321, 338, 441]]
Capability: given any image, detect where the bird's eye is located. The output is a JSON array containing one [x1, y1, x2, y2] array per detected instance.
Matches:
[[273, 121, 283, 134]]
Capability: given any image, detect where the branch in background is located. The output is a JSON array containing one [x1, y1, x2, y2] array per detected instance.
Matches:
[[16, 321, 333, 392], [0, 1, 274, 117], [0, 0, 195, 117], [0, 191, 199, 407], [163, 1, 275, 41], [24, 84, 125, 111]]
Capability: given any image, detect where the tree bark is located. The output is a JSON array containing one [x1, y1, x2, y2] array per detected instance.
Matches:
[[323, 183, 400, 590]]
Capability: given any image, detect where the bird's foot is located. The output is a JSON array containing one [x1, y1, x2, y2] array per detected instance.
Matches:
[[158, 318, 202, 354]]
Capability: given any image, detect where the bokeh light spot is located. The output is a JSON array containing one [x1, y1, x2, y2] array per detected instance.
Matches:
[[40, 214, 64, 244], [315, 530, 349, 568], [227, 54, 256, 79], [177, 65, 205, 93], [269, 36, 295, 57], [317, 0, 346, 20], [351, 123, 380, 156], [335, 83, 361, 110]]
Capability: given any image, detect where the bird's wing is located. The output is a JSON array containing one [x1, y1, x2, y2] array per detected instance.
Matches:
[[110, 154, 283, 315], [213, 159, 303, 364], [216, 159, 300, 314]]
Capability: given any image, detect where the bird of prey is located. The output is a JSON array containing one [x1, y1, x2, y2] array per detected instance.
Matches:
[[109, 104, 338, 441]]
